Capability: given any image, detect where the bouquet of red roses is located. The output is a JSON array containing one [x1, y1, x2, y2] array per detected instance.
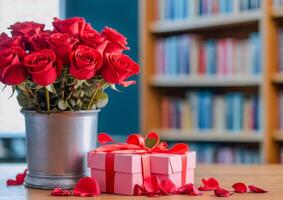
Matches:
[[0, 17, 139, 112]]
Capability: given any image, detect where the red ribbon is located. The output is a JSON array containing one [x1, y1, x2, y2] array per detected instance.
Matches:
[[95, 132, 190, 193]]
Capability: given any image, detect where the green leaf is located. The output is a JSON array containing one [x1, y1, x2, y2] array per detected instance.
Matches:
[[9, 86, 16, 99], [17, 82, 27, 91], [58, 99, 68, 110], [96, 92, 108, 108], [1, 84, 7, 92], [110, 84, 121, 92], [45, 84, 57, 94], [74, 80, 84, 89]]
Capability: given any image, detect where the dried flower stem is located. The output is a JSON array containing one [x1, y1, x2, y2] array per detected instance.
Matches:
[[45, 89, 50, 113]]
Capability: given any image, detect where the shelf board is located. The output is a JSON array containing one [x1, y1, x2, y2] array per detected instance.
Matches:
[[0, 132, 25, 139], [151, 75, 262, 88], [272, 73, 283, 83], [273, 131, 283, 141], [150, 11, 262, 34], [157, 129, 263, 143], [272, 7, 283, 18]]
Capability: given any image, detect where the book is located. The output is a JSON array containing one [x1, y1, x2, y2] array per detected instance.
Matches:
[[155, 33, 261, 77], [161, 92, 260, 132], [155, 0, 261, 21]]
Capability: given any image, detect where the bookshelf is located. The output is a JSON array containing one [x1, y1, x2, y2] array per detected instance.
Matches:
[[139, 0, 283, 164], [151, 11, 262, 34], [157, 129, 263, 143], [151, 76, 262, 87]]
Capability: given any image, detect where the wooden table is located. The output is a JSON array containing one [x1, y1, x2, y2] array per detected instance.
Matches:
[[1, 164, 282, 200]]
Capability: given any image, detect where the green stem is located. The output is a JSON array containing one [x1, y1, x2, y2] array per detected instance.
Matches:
[[87, 82, 108, 110], [45, 88, 50, 113]]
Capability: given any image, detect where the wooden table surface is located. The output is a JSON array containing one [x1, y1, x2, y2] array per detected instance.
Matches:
[[1, 164, 282, 200]]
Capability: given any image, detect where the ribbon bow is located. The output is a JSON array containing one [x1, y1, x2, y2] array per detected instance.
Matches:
[[95, 131, 189, 154]]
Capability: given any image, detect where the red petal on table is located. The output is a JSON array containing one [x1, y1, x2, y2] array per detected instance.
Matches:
[[214, 188, 233, 197], [248, 185, 268, 193], [143, 176, 161, 194], [198, 177, 220, 191], [98, 132, 114, 144], [232, 182, 247, 193], [73, 177, 101, 196], [134, 184, 145, 196], [159, 179, 176, 195], [145, 132, 160, 149], [51, 187, 72, 196], [177, 183, 202, 195], [6, 169, 27, 186]]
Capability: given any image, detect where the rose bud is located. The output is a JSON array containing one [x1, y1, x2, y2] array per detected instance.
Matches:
[[23, 49, 58, 86], [9, 21, 45, 37], [48, 33, 79, 64], [52, 17, 86, 36], [101, 27, 129, 53], [0, 47, 27, 85], [69, 45, 103, 80], [101, 53, 139, 87], [0, 33, 23, 50]]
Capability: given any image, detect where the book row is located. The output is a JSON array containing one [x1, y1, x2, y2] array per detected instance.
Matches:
[[155, 0, 261, 21], [161, 92, 261, 131], [155, 33, 261, 77], [274, 0, 283, 6], [281, 147, 283, 164], [279, 29, 283, 72], [190, 143, 260, 164]]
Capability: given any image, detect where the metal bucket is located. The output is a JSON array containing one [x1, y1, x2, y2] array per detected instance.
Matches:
[[22, 110, 99, 189]]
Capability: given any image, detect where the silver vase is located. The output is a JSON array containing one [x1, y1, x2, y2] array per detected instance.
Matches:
[[22, 110, 99, 189]]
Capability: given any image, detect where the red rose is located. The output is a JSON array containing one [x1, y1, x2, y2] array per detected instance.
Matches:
[[9, 21, 45, 37], [48, 33, 78, 64], [0, 47, 27, 85], [52, 17, 86, 36], [69, 45, 103, 80], [80, 29, 105, 49], [101, 53, 139, 87], [24, 49, 58, 86], [0, 33, 23, 50], [101, 27, 129, 53], [27, 31, 51, 51]]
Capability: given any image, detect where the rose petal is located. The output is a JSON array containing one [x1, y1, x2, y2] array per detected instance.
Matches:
[[51, 187, 72, 196], [232, 182, 247, 193], [159, 179, 176, 195], [248, 185, 268, 193], [177, 183, 202, 195], [198, 177, 220, 191], [98, 132, 114, 144], [6, 169, 27, 186], [143, 176, 160, 194], [134, 184, 145, 196], [214, 188, 233, 197], [73, 177, 100, 196]]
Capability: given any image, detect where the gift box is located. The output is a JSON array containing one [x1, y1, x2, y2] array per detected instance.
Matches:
[[88, 151, 196, 195]]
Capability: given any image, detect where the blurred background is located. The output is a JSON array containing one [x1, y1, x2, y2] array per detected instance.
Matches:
[[1, 0, 283, 165]]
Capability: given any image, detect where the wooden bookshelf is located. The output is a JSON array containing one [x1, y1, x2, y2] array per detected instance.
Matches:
[[272, 7, 283, 18], [150, 11, 262, 34], [272, 73, 283, 83], [273, 131, 283, 141], [151, 76, 262, 88], [139, 0, 282, 164], [158, 129, 263, 143]]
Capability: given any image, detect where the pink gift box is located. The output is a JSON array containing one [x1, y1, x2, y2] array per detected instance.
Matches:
[[87, 151, 196, 195]]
